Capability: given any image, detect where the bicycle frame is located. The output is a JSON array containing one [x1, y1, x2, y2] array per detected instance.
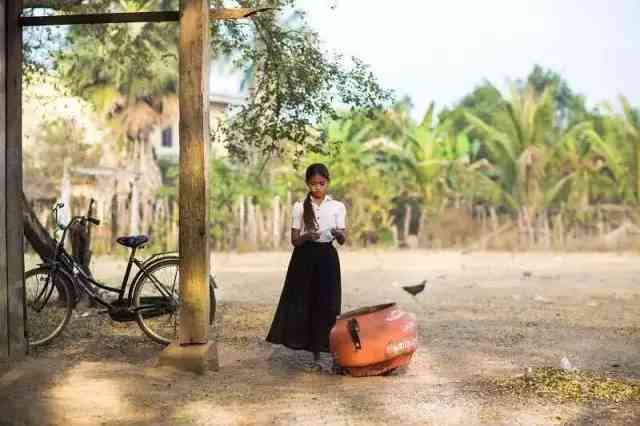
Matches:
[[47, 216, 178, 309]]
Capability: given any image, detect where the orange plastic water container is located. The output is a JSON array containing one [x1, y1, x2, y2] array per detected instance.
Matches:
[[329, 303, 418, 377]]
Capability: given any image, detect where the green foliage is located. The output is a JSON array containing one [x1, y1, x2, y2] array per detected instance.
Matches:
[[523, 65, 589, 127], [196, 72, 639, 247], [22, 0, 640, 249], [24, 118, 99, 183], [33, 0, 390, 157], [211, 0, 391, 160]]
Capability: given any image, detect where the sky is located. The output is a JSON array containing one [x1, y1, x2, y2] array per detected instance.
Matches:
[[292, 0, 640, 119], [29, 1, 636, 121]]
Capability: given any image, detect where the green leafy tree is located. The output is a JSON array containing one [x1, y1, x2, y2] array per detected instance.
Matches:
[[21, 0, 390, 256], [587, 97, 640, 206], [523, 65, 589, 128], [24, 118, 100, 188], [465, 83, 556, 218], [301, 116, 397, 246]]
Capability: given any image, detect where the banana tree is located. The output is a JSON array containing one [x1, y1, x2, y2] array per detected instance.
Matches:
[[301, 117, 397, 246], [622, 96, 640, 204], [464, 83, 558, 228], [584, 97, 640, 207], [389, 104, 453, 212]]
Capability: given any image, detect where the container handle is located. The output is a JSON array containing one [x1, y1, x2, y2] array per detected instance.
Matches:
[[347, 318, 362, 351]]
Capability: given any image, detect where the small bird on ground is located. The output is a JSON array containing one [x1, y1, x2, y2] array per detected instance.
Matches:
[[402, 280, 427, 296]]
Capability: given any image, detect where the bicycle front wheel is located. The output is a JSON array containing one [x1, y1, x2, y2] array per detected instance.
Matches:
[[133, 258, 216, 345], [24, 266, 73, 347]]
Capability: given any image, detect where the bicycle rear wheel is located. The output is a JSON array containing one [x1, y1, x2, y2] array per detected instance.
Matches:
[[133, 258, 216, 345], [24, 266, 73, 347]]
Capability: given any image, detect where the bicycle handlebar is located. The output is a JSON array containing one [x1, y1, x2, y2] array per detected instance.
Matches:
[[57, 215, 101, 231], [68, 216, 100, 228], [51, 202, 100, 240]]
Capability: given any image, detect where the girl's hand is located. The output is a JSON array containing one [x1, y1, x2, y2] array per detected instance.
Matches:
[[291, 229, 320, 246], [331, 228, 347, 245], [306, 231, 320, 241]]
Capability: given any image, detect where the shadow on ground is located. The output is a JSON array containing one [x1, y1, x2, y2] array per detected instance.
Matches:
[[2, 292, 640, 424]]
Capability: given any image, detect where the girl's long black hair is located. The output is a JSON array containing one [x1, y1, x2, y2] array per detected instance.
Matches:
[[303, 163, 330, 231]]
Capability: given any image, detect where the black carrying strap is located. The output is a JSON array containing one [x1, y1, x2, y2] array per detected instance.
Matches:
[[347, 318, 362, 351]]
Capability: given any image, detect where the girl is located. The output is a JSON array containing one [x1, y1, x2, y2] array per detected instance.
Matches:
[[266, 163, 347, 370]]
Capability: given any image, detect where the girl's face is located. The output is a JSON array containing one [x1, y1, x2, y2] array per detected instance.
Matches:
[[307, 174, 329, 199]]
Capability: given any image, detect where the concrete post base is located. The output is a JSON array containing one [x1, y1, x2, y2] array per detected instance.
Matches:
[[156, 341, 219, 374]]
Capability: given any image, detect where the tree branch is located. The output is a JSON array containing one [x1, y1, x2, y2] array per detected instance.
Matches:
[[210, 7, 275, 20], [21, 191, 57, 261]]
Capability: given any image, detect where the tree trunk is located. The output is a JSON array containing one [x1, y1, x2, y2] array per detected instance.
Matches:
[[281, 191, 292, 248], [238, 195, 245, 243], [416, 208, 426, 247], [247, 199, 257, 249], [271, 196, 280, 249], [256, 204, 263, 248], [23, 191, 98, 307], [542, 209, 551, 249], [403, 204, 412, 246], [392, 225, 399, 248], [596, 207, 605, 238], [489, 207, 498, 232], [117, 192, 129, 238], [21, 191, 56, 261], [130, 178, 140, 236], [557, 211, 565, 249], [60, 158, 71, 213]]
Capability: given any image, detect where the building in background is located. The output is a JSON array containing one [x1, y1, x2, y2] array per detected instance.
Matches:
[[151, 92, 245, 161], [23, 59, 248, 250]]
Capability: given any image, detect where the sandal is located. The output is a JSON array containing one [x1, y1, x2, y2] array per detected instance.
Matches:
[[306, 362, 322, 373]]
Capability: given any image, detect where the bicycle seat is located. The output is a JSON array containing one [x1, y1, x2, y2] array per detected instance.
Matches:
[[116, 235, 149, 248]]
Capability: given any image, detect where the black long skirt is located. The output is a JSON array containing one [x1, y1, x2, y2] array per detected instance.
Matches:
[[266, 242, 341, 353]]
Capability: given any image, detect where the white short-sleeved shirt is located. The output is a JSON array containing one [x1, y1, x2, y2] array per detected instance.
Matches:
[[291, 195, 347, 242]]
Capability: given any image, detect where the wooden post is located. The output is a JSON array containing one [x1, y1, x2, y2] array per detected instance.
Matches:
[[1, 0, 27, 360], [157, 4, 266, 373], [178, 0, 210, 345], [158, 0, 216, 374]]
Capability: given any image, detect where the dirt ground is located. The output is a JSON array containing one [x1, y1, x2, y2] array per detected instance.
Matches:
[[2, 249, 640, 425]]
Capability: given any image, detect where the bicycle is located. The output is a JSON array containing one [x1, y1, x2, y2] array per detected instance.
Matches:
[[24, 202, 217, 347]]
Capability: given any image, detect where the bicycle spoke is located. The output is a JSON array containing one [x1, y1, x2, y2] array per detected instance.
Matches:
[[170, 266, 178, 296], [135, 261, 181, 344], [25, 268, 71, 347], [134, 258, 215, 345], [147, 271, 176, 302]]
